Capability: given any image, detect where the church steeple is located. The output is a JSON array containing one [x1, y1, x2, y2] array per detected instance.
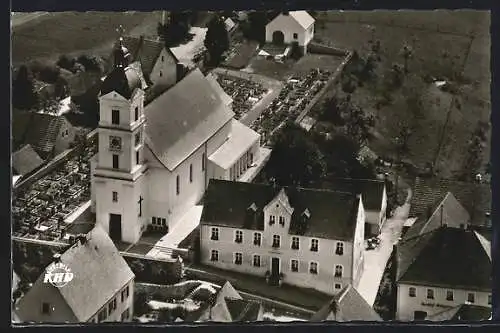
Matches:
[[113, 25, 130, 68]]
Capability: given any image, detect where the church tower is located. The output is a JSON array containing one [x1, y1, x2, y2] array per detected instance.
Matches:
[[92, 26, 148, 244]]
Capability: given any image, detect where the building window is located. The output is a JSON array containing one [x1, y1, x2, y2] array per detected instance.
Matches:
[[467, 293, 475, 303], [159, 71, 163, 77], [310, 238, 319, 252], [121, 308, 130, 321], [136, 151, 140, 165], [134, 106, 139, 121], [488, 294, 492, 305], [210, 250, 219, 262], [152, 217, 166, 227], [108, 298, 117, 314], [446, 290, 454, 301], [161, 55, 165, 62], [112, 154, 119, 169], [121, 285, 130, 302], [253, 232, 261, 246], [309, 262, 318, 275], [112, 191, 118, 202], [234, 252, 243, 265], [135, 132, 141, 146], [426, 289, 434, 300], [202, 152, 206, 171], [211, 227, 219, 240], [112, 109, 120, 125], [176, 175, 180, 195], [279, 216, 285, 226], [272, 235, 280, 248], [269, 215, 276, 225], [335, 283, 342, 290], [98, 308, 108, 322], [253, 255, 261, 267], [293, 33, 298, 39], [291, 236, 300, 250], [409, 287, 416, 297], [189, 164, 193, 183], [334, 265, 343, 278], [235, 230, 243, 243], [291, 259, 299, 272], [336, 242, 344, 255], [41, 302, 50, 315]]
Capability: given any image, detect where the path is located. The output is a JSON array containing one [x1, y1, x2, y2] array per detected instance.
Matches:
[[356, 189, 412, 306], [170, 27, 207, 66]]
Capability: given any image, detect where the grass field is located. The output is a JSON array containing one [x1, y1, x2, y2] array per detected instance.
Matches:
[[12, 11, 162, 66], [312, 10, 490, 179]]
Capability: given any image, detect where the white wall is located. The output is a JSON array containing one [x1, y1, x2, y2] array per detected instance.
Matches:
[[150, 48, 177, 89], [396, 283, 492, 321], [265, 14, 314, 47]]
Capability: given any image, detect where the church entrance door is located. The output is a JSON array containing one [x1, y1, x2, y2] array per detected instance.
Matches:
[[109, 213, 122, 242]]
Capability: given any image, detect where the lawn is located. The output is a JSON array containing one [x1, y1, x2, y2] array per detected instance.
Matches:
[[311, 11, 490, 179], [12, 11, 162, 66]]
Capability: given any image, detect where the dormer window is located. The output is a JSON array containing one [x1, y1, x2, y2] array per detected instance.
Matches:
[[109, 136, 122, 151], [269, 215, 276, 225]]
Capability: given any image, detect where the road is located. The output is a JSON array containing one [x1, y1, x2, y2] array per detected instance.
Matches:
[[356, 189, 412, 306]]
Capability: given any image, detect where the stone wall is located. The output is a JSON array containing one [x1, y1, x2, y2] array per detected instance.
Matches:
[[123, 254, 183, 285]]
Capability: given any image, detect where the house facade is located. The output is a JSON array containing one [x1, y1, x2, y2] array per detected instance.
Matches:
[[15, 227, 135, 323], [265, 11, 315, 55], [200, 180, 366, 296], [91, 34, 266, 244], [395, 226, 491, 321]]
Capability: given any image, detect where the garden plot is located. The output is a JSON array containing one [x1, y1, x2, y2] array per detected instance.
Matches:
[[252, 69, 332, 142], [215, 73, 268, 119]]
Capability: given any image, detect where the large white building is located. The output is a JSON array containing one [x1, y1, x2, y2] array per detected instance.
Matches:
[[265, 11, 315, 55], [199, 180, 366, 296], [90, 35, 266, 244]]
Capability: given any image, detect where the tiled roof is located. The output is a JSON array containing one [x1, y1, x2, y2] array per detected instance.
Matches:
[[403, 192, 471, 240], [201, 180, 360, 241], [310, 284, 382, 322], [312, 178, 385, 211], [410, 177, 491, 227], [396, 227, 491, 290], [12, 112, 68, 156], [145, 68, 235, 171], [428, 304, 491, 321], [12, 144, 44, 176]]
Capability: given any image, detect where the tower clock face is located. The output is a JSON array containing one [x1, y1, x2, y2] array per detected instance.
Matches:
[[109, 136, 122, 150]]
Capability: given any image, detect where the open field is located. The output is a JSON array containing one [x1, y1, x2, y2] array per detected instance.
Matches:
[[12, 11, 162, 66], [312, 10, 490, 178]]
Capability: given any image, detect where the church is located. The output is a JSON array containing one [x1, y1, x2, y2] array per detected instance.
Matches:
[[90, 32, 267, 244]]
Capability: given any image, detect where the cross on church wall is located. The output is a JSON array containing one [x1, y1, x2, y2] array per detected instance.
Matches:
[[138, 195, 144, 217]]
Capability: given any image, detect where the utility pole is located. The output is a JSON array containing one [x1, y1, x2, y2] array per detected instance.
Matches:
[[432, 96, 454, 174]]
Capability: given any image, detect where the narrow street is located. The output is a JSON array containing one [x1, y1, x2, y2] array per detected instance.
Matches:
[[356, 189, 412, 306]]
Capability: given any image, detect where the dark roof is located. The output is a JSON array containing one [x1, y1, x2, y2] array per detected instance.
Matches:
[[145, 68, 235, 171], [428, 304, 491, 321], [12, 144, 44, 176], [100, 65, 144, 99], [313, 178, 385, 211], [12, 112, 69, 156], [201, 180, 360, 241], [403, 192, 471, 240], [310, 284, 382, 322], [410, 177, 491, 227], [225, 298, 262, 321], [396, 227, 491, 290]]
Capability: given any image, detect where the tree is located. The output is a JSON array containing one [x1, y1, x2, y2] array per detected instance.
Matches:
[[266, 121, 327, 186], [204, 15, 230, 66], [241, 11, 268, 43], [392, 123, 413, 202], [56, 55, 76, 72], [158, 11, 192, 47], [12, 65, 38, 110], [77, 54, 102, 73], [37, 64, 61, 83], [344, 105, 375, 146]]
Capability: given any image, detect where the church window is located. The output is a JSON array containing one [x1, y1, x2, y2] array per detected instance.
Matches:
[[176, 175, 180, 195], [112, 109, 120, 125], [279, 216, 285, 226], [293, 33, 298, 39], [112, 191, 118, 202], [135, 132, 141, 146], [112, 155, 119, 169], [161, 55, 165, 62], [159, 71, 163, 77], [134, 107, 139, 121], [202, 153, 206, 171], [189, 164, 193, 183], [136, 151, 140, 165]]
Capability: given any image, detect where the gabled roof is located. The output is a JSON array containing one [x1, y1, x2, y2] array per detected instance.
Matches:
[[312, 178, 385, 211], [311, 284, 382, 322], [428, 304, 491, 321], [410, 177, 491, 227], [21, 227, 134, 322], [12, 112, 69, 156], [12, 144, 44, 176], [269, 11, 315, 30], [211, 282, 261, 322], [201, 180, 360, 241], [145, 68, 235, 171], [403, 192, 471, 240], [396, 227, 491, 290]]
